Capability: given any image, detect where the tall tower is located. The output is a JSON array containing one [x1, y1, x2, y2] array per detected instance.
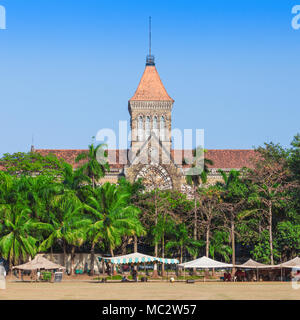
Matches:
[[128, 18, 174, 159], [126, 18, 182, 191]]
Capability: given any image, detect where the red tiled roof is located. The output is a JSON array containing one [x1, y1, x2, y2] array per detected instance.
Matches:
[[35, 149, 128, 169], [172, 149, 257, 169], [36, 149, 256, 170], [130, 65, 174, 102]]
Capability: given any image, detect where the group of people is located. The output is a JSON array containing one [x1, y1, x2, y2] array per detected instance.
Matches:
[[223, 269, 249, 282]]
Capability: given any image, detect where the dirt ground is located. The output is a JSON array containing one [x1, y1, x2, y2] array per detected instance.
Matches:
[[1, 280, 300, 300]]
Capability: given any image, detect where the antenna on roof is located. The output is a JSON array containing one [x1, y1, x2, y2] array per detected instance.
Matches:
[[146, 16, 155, 66]]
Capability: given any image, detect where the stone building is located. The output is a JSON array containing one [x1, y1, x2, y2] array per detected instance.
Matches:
[[36, 53, 255, 192]]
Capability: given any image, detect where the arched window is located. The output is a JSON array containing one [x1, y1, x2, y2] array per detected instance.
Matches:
[[160, 116, 166, 141], [153, 116, 157, 129], [138, 116, 143, 141], [145, 116, 150, 139]]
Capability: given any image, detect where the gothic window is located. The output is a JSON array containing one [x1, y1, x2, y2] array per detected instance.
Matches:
[[138, 116, 143, 141], [160, 116, 166, 141], [153, 116, 157, 129], [145, 116, 150, 139]]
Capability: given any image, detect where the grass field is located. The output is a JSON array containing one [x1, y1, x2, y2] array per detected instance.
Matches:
[[1, 281, 300, 300]]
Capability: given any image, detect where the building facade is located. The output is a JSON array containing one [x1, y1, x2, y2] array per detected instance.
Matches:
[[36, 54, 255, 192]]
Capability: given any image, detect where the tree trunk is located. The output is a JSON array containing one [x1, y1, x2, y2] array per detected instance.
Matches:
[[110, 246, 117, 275], [161, 234, 165, 276], [70, 246, 75, 275], [180, 245, 183, 264], [231, 216, 236, 274], [50, 246, 54, 262], [102, 260, 105, 276], [193, 186, 197, 275], [152, 188, 159, 278], [90, 242, 95, 276], [121, 236, 130, 255], [152, 261, 158, 278], [193, 186, 197, 243], [63, 241, 67, 271], [134, 235, 138, 253], [206, 225, 210, 257], [269, 202, 274, 265]]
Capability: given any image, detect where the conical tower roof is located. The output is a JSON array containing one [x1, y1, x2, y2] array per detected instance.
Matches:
[[130, 65, 174, 102]]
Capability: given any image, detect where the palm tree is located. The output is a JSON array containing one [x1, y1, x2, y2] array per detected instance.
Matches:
[[185, 147, 213, 258], [166, 223, 203, 264], [0, 171, 14, 203], [38, 195, 90, 274], [14, 175, 59, 220], [0, 203, 39, 267], [209, 230, 232, 262], [152, 213, 174, 276], [84, 183, 145, 274], [75, 143, 110, 189], [61, 162, 91, 192]]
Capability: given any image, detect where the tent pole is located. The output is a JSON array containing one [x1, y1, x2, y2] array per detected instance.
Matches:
[[281, 267, 283, 282]]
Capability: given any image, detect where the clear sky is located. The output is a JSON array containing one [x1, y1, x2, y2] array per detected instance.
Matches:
[[0, 0, 299, 155]]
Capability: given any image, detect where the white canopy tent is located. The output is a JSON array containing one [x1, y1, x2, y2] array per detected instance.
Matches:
[[178, 256, 233, 269], [99, 252, 179, 265], [234, 259, 271, 269], [277, 257, 300, 269]]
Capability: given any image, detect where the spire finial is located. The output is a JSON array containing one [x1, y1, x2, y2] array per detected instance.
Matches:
[[149, 16, 151, 56], [146, 16, 155, 66]]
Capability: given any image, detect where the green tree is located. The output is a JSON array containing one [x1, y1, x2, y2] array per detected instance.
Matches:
[[0, 203, 39, 267], [38, 196, 90, 274], [251, 230, 280, 264], [166, 223, 203, 263], [217, 169, 248, 266], [85, 183, 144, 259], [276, 221, 300, 261], [247, 144, 294, 264], [185, 147, 213, 246], [209, 230, 232, 262], [0, 152, 64, 176], [198, 186, 223, 257], [75, 143, 109, 189]]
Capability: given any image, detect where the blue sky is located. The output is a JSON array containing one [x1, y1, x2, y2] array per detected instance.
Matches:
[[0, 0, 299, 155]]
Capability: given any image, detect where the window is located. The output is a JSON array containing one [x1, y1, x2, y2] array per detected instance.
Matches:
[[145, 116, 150, 139], [153, 116, 157, 129], [160, 116, 166, 141], [138, 116, 143, 141]]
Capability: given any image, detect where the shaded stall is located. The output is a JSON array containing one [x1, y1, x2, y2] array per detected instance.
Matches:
[[98, 252, 178, 280], [276, 257, 300, 281], [234, 259, 270, 281], [235, 258, 300, 281], [178, 256, 233, 281], [12, 255, 66, 282]]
